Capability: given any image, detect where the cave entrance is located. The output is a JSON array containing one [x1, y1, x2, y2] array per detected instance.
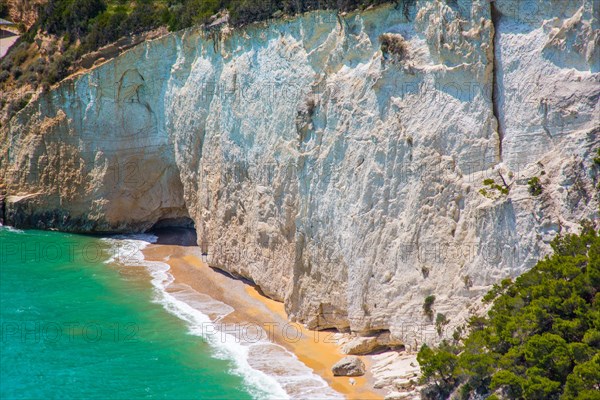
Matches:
[[147, 217, 197, 246]]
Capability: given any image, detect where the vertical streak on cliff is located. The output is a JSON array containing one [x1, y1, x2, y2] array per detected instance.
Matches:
[[491, 0, 504, 160]]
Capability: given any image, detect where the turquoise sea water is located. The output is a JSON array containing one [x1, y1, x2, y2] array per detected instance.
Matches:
[[0, 227, 254, 399]]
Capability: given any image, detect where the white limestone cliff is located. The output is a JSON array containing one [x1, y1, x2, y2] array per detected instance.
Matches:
[[1, 0, 598, 349]]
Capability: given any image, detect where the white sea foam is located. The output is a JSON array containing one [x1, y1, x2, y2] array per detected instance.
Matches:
[[101, 234, 157, 265], [0, 225, 25, 233], [102, 235, 342, 400]]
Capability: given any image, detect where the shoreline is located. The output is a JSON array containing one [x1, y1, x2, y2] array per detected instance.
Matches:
[[140, 233, 385, 399]]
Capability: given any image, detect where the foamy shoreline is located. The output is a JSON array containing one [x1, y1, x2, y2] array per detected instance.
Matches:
[[101, 234, 293, 399], [102, 231, 380, 399]]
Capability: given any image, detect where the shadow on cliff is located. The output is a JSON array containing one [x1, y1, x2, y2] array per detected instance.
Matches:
[[147, 218, 197, 246]]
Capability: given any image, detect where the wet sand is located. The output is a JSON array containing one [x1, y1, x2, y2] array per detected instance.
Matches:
[[141, 232, 383, 399]]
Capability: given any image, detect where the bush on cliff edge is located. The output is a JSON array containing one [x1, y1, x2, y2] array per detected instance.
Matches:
[[418, 221, 600, 399]]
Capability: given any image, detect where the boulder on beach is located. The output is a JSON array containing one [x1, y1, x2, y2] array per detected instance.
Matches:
[[332, 356, 366, 376]]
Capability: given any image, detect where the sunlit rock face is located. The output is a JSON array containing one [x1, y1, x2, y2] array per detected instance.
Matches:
[[1, 0, 598, 339], [0, 46, 188, 232]]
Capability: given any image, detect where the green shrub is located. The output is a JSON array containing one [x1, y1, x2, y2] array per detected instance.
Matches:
[[418, 342, 459, 398], [452, 326, 463, 342], [32, 58, 47, 74], [1, 56, 13, 71], [436, 313, 449, 335], [593, 149, 600, 167], [380, 33, 408, 61], [83, 8, 129, 52], [480, 177, 509, 197], [0, 0, 8, 18], [7, 93, 32, 118], [528, 176, 542, 196], [228, 0, 277, 26], [12, 44, 30, 65], [0, 70, 9, 83], [20, 23, 38, 43], [43, 49, 79, 85], [418, 223, 600, 399], [12, 66, 22, 79], [18, 69, 38, 85], [423, 295, 435, 319], [40, 0, 107, 36]]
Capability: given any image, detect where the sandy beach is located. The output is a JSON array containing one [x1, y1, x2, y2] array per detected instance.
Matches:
[[141, 229, 384, 399]]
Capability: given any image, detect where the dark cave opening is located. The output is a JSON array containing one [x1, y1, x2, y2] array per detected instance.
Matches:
[[147, 217, 197, 246]]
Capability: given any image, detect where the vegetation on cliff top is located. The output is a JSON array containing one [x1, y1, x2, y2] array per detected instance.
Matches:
[[0, 0, 393, 122], [0, 0, 8, 19], [417, 221, 600, 399], [33, 0, 389, 54]]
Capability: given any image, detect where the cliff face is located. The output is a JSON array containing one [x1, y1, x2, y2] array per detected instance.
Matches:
[[1, 0, 598, 339]]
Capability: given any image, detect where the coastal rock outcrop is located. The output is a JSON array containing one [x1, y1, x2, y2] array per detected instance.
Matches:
[[342, 331, 403, 355], [342, 336, 383, 356], [1, 0, 598, 347], [332, 356, 366, 377]]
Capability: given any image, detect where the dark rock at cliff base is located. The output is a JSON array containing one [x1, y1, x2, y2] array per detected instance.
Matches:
[[0, 194, 5, 225], [332, 356, 366, 376]]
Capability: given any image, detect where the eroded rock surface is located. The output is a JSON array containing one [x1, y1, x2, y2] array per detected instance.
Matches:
[[332, 356, 366, 377]]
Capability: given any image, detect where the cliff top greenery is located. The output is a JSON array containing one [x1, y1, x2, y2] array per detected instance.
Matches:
[[40, 0, 394, 34], [0, 0, 393, 121], [34, 0, 392, 56], [417, 221, 600, 399], [0, 1, 8, 19]]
